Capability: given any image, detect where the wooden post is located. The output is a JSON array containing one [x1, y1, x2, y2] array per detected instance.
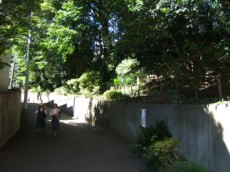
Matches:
[[137, 77, 140, 97], [160, 82, 163, 92], [217, 74, 222, 99]]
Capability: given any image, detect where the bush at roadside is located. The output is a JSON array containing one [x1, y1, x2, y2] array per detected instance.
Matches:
[[133, 120, 211, 172], [103, 90, 130, 101]]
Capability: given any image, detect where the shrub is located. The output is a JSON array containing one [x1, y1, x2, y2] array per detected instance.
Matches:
[[132, 120, 182, 171], [172, 161, 211, 172], [103, 90, 130, 101], [78, 71, 102, 96], [54, 86, 67, 95], [144, 138, 182, 171], [66, 78, 80, 94], [132, 120, 172, 154], [132, 119, 211, 172]]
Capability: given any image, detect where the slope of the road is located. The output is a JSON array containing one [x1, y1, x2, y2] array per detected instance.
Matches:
[[0, 103, 145, 172]]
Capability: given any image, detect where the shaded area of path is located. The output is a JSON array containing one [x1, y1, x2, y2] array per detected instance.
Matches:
[[0, 103, 144, 172]]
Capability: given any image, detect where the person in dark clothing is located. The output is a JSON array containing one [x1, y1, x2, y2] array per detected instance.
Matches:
[[50, 103, 61, 136], [34, 104, 47, 135]]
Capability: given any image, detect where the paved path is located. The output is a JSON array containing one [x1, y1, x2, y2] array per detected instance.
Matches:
[[0, 103, 144, 172]]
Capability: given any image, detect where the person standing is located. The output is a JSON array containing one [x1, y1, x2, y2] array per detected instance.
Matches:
[[35, 104, 47, 135], [50, 103, 61, 136]]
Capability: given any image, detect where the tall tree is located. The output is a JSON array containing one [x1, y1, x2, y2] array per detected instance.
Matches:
[[0, 0, 36, 69], [5, 0, 230, 99], [123, 0, 230, 98]]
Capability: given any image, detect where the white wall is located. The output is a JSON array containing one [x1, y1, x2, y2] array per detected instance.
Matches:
[[0, 54, 11, 89]]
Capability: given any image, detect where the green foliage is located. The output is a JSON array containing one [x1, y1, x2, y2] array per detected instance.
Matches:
[[78, 71, 102, 96], [133, 120, 172, 154], [13, 76, 25, 89], [0, 0, 35, 68], [65, 78, 80, 94], [44, 23, 76, 60], [113, 78, 122, 86], [114, 58, 146, 89], [0, 0, 34, 54], [103, 90, 130, 101], [54, 86, 68, 95], [115, 58, 139, 77], [44, 72, 102, 96], [52, 78, 80, 95], [172, 161, 211, 172], [122, 0, 230, 101], [2, 0, 230, 103], [132, 120, 184, 171], [115, 58, 139, 86], [144, 137, 182, 171], [133, 119, 211, 172], [30, 86, 44, 93], [111, 63, 145, 96], [165, 90, 185, 104], [132, 125, 158, 154]]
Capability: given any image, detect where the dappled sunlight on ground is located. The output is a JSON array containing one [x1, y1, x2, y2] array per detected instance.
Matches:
[[60, 119, 86, 126], [46, 107, 87, 126], [47, 118, 87, 126]]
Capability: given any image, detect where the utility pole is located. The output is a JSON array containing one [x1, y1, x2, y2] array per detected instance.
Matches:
[[23, 11, 33, 110], [9, 55, 15, 89]]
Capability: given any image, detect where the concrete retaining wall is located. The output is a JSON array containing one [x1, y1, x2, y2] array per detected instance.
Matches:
[[25, 92, 75, 115], [70, 99, 230, 172], [0, 89, 21, 148], [27, 93, 230, 172], [98, 102, 230, 172]]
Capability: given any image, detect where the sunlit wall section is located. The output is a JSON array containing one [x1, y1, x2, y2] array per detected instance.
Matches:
[[0, 54, 11, 89]]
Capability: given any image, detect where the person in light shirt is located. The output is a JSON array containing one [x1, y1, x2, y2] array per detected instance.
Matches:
[[50, 103, 61, 136]]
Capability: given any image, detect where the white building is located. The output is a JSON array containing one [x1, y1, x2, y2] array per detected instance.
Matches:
[[0, 54, 11, 89]]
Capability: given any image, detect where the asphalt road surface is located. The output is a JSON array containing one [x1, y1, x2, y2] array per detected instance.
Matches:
[[0, 103, 144, 172]]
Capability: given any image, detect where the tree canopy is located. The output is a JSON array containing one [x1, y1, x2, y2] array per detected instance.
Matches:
[[1, 0, 229, 102]]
